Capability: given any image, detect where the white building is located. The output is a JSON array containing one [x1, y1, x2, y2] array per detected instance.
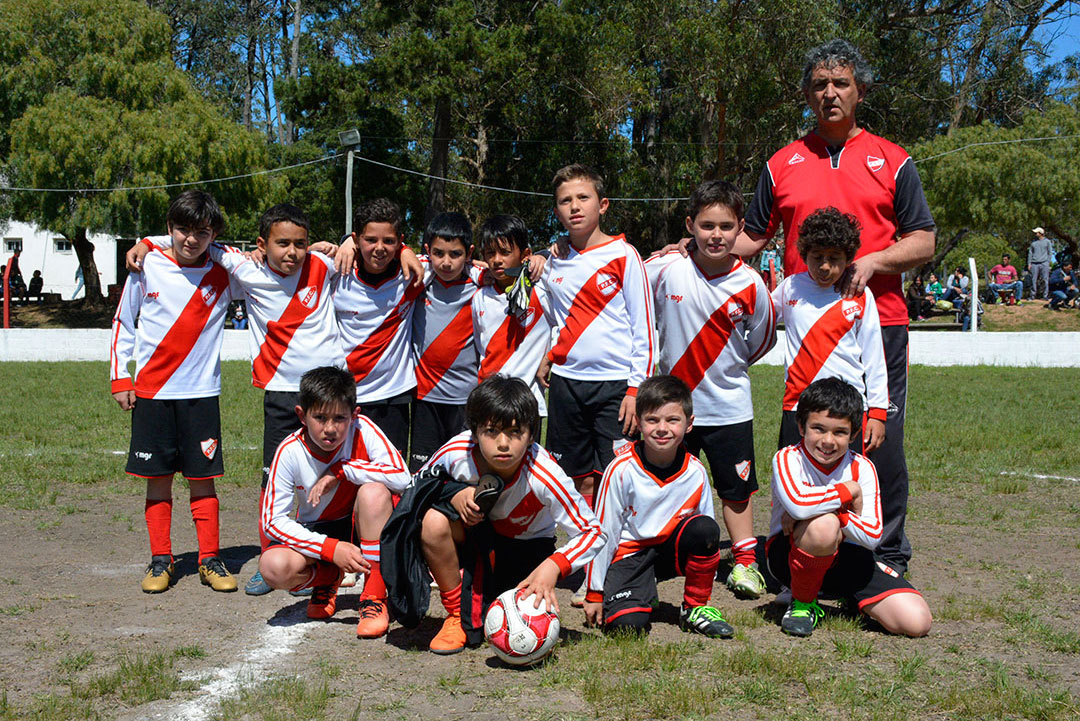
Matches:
[[1, 220, 117, 299]]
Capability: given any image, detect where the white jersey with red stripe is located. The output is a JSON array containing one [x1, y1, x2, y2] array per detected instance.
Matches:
[[645, 252, 776, 425], [110, 240, 238, 399], [771, 272, 888, 419], [586, 444, 714, 594], [541, 235, 655, 389], [413, 271, 481, 404], [421, 432, 605, 577], [261, 414, 410, 561], [471, 283, 554, 415], [334, 263, 423, 403], [768, 442, 883, 550]]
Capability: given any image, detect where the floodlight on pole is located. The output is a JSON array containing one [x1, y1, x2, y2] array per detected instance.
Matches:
[[338, 129, 362, 237]]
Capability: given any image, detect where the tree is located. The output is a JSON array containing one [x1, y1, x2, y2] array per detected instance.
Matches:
[[0, 0, 272, 306], [912, 102, 1080, 265]]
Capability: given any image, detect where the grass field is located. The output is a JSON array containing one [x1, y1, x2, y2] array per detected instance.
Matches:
[[0, 362, 1078, 720]]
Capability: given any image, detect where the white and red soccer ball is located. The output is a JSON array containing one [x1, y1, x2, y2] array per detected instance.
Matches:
[[483, 588, 560, 666]]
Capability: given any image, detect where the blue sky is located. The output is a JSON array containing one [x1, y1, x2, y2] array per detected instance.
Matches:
[[1042, 9, 1080, 64]]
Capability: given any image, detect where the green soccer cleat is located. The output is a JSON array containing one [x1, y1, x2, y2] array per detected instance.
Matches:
[[198, 557, 238, 592], [679, 605, 735, 639], [781, 599, 825, 637], [726, 562, 767, 599], [141, 556, 175, 593]]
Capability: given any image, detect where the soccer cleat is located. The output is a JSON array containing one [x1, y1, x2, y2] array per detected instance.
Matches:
[[726, 562, 767, 599], [781, 599, 825, 637], [772, 586, 792, 607], [570, 579, 587, 608], [306, 568, 345, 620], [429, 614, 466, 654], [244, 569, 273, 596], [289, 586, 313, 597], [355, 598, 390, 638], [141, 556, 175, 593], [198, 557, 238, 592], [679, 605, 735, 639]]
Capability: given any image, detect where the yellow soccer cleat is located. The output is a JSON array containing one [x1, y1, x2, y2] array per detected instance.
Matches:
[[198, 557, 238, 592], [141, 556, 175, 593]]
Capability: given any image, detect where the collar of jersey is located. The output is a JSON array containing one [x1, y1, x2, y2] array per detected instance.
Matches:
[[630, 441, 690, 486], [690, 254, 742, 281], [353, 263, 401, 289], [798, 440, 843, 475], [299, 431, 342, 463], [807, 126, 866, 155], [267, 255, 309, 279], [568, 233, 625, 255], [155, 246, 211, 270]]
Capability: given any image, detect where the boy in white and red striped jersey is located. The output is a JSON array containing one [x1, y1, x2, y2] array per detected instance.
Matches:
[[125, 204, 423, 597], [768, 378, 930, 638], [111, 191, 242, 594], [540, 165, 655, 541], [409, 212, 482, 471], [259, 367, 412, 638], [583, 375, 736, 639], [645, 180, 776, 601], [334, 199, 426, 454], [472, 214, 555, 423], [772, 207, 888, 454], [419, 375, 605, 654]]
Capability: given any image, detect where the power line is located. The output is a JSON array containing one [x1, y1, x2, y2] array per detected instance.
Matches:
[[2, 132, 1077, 199], [0, 153, 343, 193]]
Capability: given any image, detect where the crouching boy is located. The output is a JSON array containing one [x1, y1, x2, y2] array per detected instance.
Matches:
[[583, 375, 735, 638], [768, 377, 932, 638], [260, 367, 411, 638], [420, 375, 605, 654]]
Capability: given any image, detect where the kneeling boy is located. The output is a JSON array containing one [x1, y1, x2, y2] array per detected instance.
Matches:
[[420, 375, 605, 654], [768, 378, 932, 638], [260, 367, 411, 638], [583, 375, 734, 638]]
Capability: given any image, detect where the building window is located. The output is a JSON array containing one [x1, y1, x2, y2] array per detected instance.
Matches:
[[4, 238, 22, 253], [54, 238, 73, 253]]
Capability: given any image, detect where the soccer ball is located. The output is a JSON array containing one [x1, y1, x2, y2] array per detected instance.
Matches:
[[483, 588, 560, 666]]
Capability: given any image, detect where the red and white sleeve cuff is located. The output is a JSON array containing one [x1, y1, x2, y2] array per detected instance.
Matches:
[[834, 482, 853, 507], [319, 537, 339, 562], [585, 590, 604, 604], [867, 408, 888, 422], [625, 386, 638, 398], [111, 378, 135, 393], [549, 552, 572, 578]]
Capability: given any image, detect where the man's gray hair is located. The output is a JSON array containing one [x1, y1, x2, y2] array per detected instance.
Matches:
[[801, 39, 873, 92]]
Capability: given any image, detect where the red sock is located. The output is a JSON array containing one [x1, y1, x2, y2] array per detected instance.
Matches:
[[292, 561, 340, 592], [359, 538, 385, 599], [144, 498, 173, 558], [440, 582, 462, 617], [732, 537, 758, 568], [189, 495, 220, 563], [258, 486, 271, 552], [682, 551, 720, 607], [788, 546, 837, 603]]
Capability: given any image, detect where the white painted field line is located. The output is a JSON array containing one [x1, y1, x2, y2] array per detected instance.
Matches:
[[999, 470, 1080, 483], [170, 605, 313, 721]]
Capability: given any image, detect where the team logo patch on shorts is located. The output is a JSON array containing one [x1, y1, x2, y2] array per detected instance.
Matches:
[[876, 561, 899, 578], [735, 460, 751, 481], [200, 438, 219, 460]]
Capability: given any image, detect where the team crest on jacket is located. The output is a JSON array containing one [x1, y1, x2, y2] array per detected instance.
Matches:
[[725, 299, 745, 322], [200, 285, 218, 307], [596, 272, 619, 296], [788, 152, 805, 165], [297, 285, 318, 309], [735, 460, 751, 481], [866, 155, 885, 172], [200, 438, 219, 460], [841, 299, 862, 322]]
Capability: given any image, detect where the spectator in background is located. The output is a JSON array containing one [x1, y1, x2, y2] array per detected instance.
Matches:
[[905, 276, 931, 321], [1028, 227, 1052, 300], [926, 272, 944, 301], [230, 301, 248, 329], [1048, 259, 1078, 311], [943, 267, 968, 308], [28, 270, 43, 301], [759, 239, 780, 288], [989, 254, 1023, 304], [7, 250, 26, 303], [71, 266, 84, 300]]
